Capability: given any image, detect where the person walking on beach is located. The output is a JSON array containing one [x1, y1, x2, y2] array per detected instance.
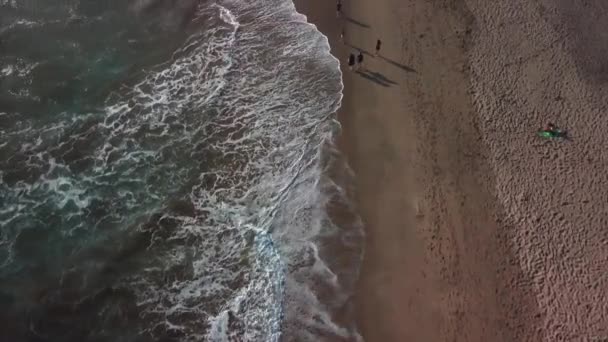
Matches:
[[336, 0, 342, 18], [356, 50, 364, 71], [375, 39, 382, 56], [347, 53, 355, 71], [340, 28, 345, 43]]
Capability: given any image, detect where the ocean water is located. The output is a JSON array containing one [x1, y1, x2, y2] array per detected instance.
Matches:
[[0, 0, 364, 341]]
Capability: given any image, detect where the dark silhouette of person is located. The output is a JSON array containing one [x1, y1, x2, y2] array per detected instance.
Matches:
[[356, 50, 364, 70], [348, 53, 355, 71], [375, 39, 382, 56]]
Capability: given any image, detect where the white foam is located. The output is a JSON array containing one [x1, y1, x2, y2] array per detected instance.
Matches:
[[0, 0, 362, 340]]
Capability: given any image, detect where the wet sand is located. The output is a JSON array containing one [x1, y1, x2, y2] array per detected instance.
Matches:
[[297, 0, 608, 341]]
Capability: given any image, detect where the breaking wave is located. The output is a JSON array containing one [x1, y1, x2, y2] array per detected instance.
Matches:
[[0, 0, 363, 341]]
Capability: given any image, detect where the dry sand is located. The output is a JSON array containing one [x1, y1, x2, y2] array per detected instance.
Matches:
[[297, 0, 608, 341]]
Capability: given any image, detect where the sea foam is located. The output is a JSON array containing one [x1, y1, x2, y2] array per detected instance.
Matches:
[[0, 0, 362, 340]]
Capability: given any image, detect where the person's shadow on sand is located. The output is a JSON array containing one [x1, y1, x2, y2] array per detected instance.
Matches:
[[345, 43, 417, 74], [345, 17, 370, 28], [379, 56, 417, 73], [356, 70, 397, 87], [367, 71, 397, 85]]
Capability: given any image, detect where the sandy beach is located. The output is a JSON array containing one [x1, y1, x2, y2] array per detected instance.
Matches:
[[296, 0, 608, 341]]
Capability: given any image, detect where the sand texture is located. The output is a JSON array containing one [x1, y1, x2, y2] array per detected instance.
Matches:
[[468, 0, 608, 340], [297, 0, 608, 341]]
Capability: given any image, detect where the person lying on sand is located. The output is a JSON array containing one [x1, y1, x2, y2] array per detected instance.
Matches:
[[538, 122, 567, 139]]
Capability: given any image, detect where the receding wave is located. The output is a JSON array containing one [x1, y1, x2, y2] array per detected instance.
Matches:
[[0, 0, 363, 341]]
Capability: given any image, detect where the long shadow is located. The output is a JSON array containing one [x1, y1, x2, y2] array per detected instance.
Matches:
[[379, 56, 417, 73], [346, 43, 417, 74], [366, 71, 398, 85], [355, 70, 391, 87], [345, 17, 370, 28]]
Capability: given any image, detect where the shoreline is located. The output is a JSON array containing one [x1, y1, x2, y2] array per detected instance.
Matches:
[[297, 0, 608, 340], [294, 0, 537, 341]]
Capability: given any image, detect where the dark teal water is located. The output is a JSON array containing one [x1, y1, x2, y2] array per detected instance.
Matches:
[[1, 2, 207, 341], [0, 1, 363, 341]]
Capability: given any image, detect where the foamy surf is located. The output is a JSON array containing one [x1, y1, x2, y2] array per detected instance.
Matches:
[[0, 0, 363, 341]]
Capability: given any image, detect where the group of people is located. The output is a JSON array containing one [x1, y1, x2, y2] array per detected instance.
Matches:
[[338, 1, 568, 140], [347, 51, 364, 71], [337, 1, 383, 72], [346, 39, 382, 72]]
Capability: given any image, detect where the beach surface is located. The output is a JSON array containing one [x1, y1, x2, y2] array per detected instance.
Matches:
[[297, 0, 608, 341]]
